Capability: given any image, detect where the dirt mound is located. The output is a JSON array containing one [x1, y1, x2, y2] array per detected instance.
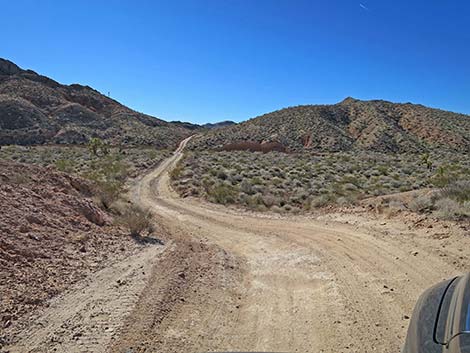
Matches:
[[0, 160, 139, 333]]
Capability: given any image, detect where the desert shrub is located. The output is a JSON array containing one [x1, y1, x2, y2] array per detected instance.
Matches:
[[208, 168, 218, 176], [271, 205, 284, 213], [336, 197, 350, 206], [387, 200, 406, 211], [431, 164, 466, 187], [147, 150, 159, 160], [55, 158, 74, 173], [376, 165, 389, 175], [228, 171, 242, 184], [97, 180, 123, 208], [182, 169, 194, 178], [409, 194, 434, 212], [240, 179, 254, 194], [117, 204, 153, 237], [251, 176, 263, 185], [343, 183, 358, 192], [261, 194, 279, 208], [85, 154, 129, 208], [336, 194, 359, 206], [440, 181, 470, 203], [208, 183, 238, 204], [216, 169, 228, 180], [434, 198, 461, 220], [202, 176, 215, 193], [310, 194, 334, 208], [252, 184, 266, 194], [462, 201, 470, 217], [170, 162, 184, 180], [283, 204, 292, 211], [246, 193, 264, 209]]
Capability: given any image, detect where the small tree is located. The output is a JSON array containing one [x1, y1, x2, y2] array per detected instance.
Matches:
[[88, 138, 103, 156], [88, 138, 110, 157], [421, 153, 432, 170], [101, 142, 110, 156]]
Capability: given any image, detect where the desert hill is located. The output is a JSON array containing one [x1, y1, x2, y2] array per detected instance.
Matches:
[[190, 97, 470, 153], [0, 58, 191, 148]]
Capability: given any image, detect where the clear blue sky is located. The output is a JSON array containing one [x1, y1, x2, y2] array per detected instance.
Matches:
[[2, 0, 469, 123]]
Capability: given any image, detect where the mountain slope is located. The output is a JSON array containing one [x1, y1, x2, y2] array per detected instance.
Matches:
[[0, 58, 191, 148], [190, 97, 470, 153]]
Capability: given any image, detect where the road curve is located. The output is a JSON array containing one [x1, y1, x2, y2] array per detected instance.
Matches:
[[122, 136, 466, 353]]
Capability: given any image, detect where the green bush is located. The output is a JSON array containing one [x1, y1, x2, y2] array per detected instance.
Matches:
[[84, 154, 129, 208], [55, 158, 74, 173], [208, 183, 238, 204]]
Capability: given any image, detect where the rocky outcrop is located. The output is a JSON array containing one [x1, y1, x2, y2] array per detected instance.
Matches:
[[0, 59, 21, 75]]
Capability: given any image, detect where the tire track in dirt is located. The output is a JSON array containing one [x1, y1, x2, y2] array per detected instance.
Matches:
[[3, 245, 166, 353]]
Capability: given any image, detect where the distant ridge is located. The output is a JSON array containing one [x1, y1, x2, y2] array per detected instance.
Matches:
[[170, 120, 236, 130], [190, 98, 470, 153], [0, 58, 191, 148], [202, 120, 236, 129]]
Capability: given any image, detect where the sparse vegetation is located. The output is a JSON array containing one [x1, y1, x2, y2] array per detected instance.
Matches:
[[0, 145, 171, 178], [0, 144, 171, 210], [170, 149, 470, 214]]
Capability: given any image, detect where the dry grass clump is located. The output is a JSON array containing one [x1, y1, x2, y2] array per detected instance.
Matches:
[[433, 181, 470, 220], [409, 194, 435, 212], [170, 149, 470, 213], [116, 204, 153, 237]]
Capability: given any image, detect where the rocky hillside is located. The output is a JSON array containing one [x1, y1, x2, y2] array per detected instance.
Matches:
[[190, 98, 470, 153], [0, 58, 191, 148]]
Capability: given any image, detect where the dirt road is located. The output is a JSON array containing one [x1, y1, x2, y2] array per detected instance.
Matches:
[[112, 136, 468, 353], [5, 137, 468, 353]]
